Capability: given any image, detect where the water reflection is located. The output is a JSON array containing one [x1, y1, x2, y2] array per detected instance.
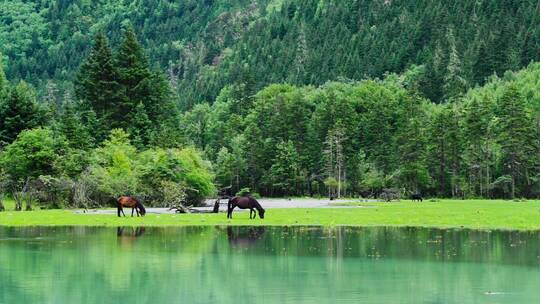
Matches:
[[116, 227, 146, 248], [226, 226, 265, 249], [0, 226, 539, 304]]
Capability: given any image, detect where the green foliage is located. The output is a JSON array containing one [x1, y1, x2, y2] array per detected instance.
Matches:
[[158, 180, 188, 208], [0, 1, 539, 107], [74, 31, 120, 134], [0, 127, 65, 182], [182, 63, 540, 198], [88, 129, 140, 198], [496, 84, 535, 198], [0, 81, 47, 145], [84, 129, 215, 205], [139, 147, 216, 206], [268, 140, 302, 196], [1, 9, 540, 204], [75, 29, 180, 146]]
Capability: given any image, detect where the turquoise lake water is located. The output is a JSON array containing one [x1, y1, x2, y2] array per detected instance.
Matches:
[[1, 226, 539, 304]]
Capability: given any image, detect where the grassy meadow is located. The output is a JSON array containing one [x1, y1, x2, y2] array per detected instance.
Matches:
[[1, 199, 539, 230]]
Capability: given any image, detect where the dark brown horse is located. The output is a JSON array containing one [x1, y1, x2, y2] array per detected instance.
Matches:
[[410, 193, 423, 202], [227, 196, 265, 219], [117, 196, 146, 217]]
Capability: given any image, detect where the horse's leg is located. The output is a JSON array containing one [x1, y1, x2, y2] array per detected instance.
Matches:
[[117, 205, 121, 217], [227, 202, 233, 219], [136, 208, 140, 217], [131, 207, 135, 217]]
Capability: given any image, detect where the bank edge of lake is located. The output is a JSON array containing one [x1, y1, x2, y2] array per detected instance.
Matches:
[[1, 200, 540, 231]]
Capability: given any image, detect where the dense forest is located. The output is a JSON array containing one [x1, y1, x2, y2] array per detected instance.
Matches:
[[2, 0, 540, 106], [0, 0, 539, 207]]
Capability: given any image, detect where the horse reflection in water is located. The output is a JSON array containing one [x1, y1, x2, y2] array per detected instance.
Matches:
[[117, 227, 146, 248], [227, 226, 266, 249]]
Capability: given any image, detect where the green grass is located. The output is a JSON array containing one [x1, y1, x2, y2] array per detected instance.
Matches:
[[1, 199, 540, 230]]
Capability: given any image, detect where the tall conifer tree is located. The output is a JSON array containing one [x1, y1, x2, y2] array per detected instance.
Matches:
[[497, 84, 534, 198], [75, 31, 119, 125], [0, 81, 46, 145]]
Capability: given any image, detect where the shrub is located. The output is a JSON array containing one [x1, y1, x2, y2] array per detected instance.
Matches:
[[139, 147, 216, 206], [28, 175, 72, 209], [0, 128, 65, 184], [158, 180, 188, 208], [87, 129, 141, 199]]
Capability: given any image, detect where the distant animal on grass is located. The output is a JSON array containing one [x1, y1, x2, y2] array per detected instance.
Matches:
[[410, 194, 423, 202], [227, 196, 265, 219], [117, 196, 146, 217]]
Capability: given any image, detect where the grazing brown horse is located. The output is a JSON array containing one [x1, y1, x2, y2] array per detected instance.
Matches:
[[227, 196, 265, 219], [117, 196, 146, 217]]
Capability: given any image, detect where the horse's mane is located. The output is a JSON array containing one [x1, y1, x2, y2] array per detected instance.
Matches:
[[249, 196, 264, 211]]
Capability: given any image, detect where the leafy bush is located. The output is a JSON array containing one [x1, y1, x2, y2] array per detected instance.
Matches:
[[28, 175, 72, 209], [139, 147, 216, 206], [83, 129, 215, 206], [0, 128, 65, 183], [158, 180, 187, 208], [88, 129, 140, 199]]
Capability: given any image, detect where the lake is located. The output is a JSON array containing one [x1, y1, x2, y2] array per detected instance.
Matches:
[[1, 226, 539, 304]]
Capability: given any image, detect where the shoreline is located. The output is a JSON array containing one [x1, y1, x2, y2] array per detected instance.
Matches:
[[1, 200, 540, 231]]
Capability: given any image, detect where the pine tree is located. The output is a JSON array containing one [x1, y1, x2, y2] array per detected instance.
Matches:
[[464, 97, 495, 197], [57, 100, 94, 150], [114, 26, 179, 141], [0, 81, 46, 145], [292, 24, 308, 84], [397, 94, 430, 192], [269, 140, 301, 196], [497, 84, 534, 198], [115, 26, 151, 121], [323, 125, 347, 198], [0, 60, 6, 98], [443, 28, 468, 101], [75, 31, 120, 124], [128, 102, 152, 148], [445, 104, 465, 197], [427, 106, 449, 196]]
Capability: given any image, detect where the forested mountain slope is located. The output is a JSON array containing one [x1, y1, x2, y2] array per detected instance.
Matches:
[[1, 0, 540, 107]]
